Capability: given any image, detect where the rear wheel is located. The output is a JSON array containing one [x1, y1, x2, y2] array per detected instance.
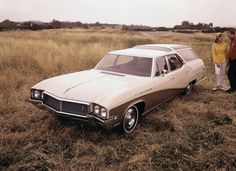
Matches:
[[183, 82, 193, 95], [122, 106, 139, 133]]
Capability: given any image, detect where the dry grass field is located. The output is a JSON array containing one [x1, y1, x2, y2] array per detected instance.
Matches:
[[0, 29, 235, 171]]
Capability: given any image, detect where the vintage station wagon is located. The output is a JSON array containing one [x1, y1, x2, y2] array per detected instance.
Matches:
[[30, 44, 205, 133]]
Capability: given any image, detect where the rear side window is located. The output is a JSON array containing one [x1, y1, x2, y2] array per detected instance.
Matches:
[[166, 54, 183, 71], [177, 49, 199, 62], [155, 56, 168, 76]]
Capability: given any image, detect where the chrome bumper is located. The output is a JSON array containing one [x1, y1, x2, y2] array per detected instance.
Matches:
[[29, 99, 115, 130]]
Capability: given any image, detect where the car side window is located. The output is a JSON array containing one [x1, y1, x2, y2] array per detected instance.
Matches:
[[177, 49, 199, 62], [155, 56, 168, 76], [167, 54, 183, 71], [155, 60, 160, 76]]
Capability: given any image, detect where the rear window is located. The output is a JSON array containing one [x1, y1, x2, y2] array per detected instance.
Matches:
[[177, 49, 199, 62]]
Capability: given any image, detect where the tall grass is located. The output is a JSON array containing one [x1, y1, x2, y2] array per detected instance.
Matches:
[[0, 29, 235, 171]]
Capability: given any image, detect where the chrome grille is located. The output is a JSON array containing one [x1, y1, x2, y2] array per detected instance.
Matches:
[[43, 93, 89, 115], [43, 93, 60, 111], [61, 101, 88, 114]]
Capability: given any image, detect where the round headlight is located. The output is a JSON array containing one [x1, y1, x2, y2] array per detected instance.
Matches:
[[94, 105, 100, 114], [100, 108, 107, 118], [34, 90, 41, 99]]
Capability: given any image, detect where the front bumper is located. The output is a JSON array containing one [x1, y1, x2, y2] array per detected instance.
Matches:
[[30, 99, 116, 130]]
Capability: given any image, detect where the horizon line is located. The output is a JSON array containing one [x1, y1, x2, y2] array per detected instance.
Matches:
[[1, 19, 236, 28]]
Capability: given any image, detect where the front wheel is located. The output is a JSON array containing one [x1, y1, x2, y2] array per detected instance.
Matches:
[[122, 106, 139, 134], [183, 82, 193, 95]]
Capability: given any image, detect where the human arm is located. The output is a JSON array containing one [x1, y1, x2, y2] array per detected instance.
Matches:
[[211, 44, 216, 63], [225, 43, 229, 62]]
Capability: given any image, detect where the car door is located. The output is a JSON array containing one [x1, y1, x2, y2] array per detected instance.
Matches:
[[165, 54, 188, 89], [146, 56, 177, 110], [177, 49, 205, 83]]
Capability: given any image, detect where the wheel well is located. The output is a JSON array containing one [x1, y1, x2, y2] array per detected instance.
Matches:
[[135, 101, 145, 116], [192, 80, 197, 84]]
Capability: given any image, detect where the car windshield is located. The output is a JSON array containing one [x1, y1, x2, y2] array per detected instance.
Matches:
[[95, 54, 153, 77]]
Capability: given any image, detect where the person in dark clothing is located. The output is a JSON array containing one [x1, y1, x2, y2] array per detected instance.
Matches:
[[226, 30, 236, 93], [169, 57, 177, 70]]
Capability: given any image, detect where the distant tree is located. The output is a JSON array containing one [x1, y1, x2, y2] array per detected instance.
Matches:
[[83, 24, 89, 29], [156, 27, 171, 31], [121, 25, 128, 30], [2, 19, 10, 23], [181, 21, 190, 26], [51, 19, 61, 29], [95, 21, 100, 26], [196, 23, 204, 29], [0, 19, 17, 30], [75, 21, 83, 27]]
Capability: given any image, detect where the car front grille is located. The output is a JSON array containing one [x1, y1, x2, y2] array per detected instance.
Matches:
[[43, 93, 61, 111], [43, 93, 89, 115]]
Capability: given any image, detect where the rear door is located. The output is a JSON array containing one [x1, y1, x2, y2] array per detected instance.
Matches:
[[165, 54, 188, 89], [177, 49, 205, 82]]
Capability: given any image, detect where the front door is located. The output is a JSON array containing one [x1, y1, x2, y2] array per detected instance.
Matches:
[[146, 56, 177, 110]]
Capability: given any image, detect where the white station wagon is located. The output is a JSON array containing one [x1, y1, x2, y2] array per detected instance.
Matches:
[[30, 44, 205, 133]]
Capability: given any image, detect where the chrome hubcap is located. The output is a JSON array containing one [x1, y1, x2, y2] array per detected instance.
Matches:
[[124, 108, 137, 130], [186, 84, 192, 94]]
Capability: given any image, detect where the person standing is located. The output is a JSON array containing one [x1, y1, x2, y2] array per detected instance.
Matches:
[[211, 33, 228, 91], [226, 30, 236, 93]]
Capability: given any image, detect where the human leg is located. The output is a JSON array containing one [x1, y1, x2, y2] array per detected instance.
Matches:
[[213, 64, 221, 91], [218, 63, 228, 90], [230, 62, 236, 90], [227, 59, 236, 92]]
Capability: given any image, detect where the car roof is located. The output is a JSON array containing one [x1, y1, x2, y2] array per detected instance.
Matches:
[[109, 44, 191, 58], [133, 44, 191, 51], [109, 48, 167, 58]]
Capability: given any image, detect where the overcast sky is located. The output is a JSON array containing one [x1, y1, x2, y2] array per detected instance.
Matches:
[[0, 0, 235, 27]]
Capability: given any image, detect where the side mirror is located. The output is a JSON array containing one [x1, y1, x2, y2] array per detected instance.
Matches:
[[161, 69, 168, 77]]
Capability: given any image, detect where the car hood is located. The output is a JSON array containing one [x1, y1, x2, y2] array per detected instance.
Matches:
[[33, 69, 142, 104]]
